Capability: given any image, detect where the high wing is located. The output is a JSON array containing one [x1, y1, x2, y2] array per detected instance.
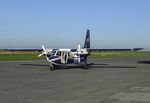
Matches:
[[3, 29, 144, 52], [82, 29, 144, 52], [3, 48, 143, 52], [87, 48, 144, 52]]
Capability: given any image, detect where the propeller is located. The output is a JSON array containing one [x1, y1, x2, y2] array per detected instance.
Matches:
[[77, 44, 81, 63], [42, 44, 46, 51], [38, 45, 48, 57]]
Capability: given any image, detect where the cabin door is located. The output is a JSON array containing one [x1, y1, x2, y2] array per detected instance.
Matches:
[[61, 51, 69, 64]]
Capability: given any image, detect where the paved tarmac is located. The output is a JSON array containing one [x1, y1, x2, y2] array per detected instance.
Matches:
[[1, 58, 150, 103]]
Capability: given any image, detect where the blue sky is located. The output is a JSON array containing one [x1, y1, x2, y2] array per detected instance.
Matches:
[[0, 0, 150, 50]]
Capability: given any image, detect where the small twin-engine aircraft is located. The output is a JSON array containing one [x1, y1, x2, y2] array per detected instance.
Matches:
[[38, 29, 144, 71], [38, 30, 91, 71]]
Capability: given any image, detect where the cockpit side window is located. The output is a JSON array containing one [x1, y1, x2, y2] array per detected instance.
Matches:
[[56, 51, 61, 56]]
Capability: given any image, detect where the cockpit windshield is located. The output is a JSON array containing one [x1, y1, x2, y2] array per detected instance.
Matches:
[[52, 50, 56, 55]]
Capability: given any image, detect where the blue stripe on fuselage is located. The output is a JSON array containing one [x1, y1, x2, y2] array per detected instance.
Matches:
[[48, 56, 86, 65], [48, 56, 58, 60]]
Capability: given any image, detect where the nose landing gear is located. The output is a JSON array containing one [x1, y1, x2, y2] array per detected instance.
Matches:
[[49, 63, 54, 71]]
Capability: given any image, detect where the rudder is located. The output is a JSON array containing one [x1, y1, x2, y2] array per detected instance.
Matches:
[[83, 29, 90, 48]]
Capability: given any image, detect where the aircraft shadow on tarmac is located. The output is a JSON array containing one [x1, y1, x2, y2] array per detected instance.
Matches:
[[89, 63, 137, 68], [21, 63, 82, 70], [137, 61, 150, 64], [21, 64, 49, 67], [21, 63, 137, 70]]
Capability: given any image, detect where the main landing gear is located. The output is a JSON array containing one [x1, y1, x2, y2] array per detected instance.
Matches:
[[82, 57, 88, 70], [83, 63, 88, 69]]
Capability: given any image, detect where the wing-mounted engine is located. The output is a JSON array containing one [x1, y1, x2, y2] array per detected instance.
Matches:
[[75, 44, 89, 63], [38, 45, 53, 57]]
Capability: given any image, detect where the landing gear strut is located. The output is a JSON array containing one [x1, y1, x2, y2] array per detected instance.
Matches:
[[49, 63, 54, 71], [82, 57, 88, 69]]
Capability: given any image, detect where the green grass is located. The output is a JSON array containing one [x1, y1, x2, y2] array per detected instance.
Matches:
[[0, 53, 45, 61], [0, 51, 150, 61], [89, 51, 150, 59]]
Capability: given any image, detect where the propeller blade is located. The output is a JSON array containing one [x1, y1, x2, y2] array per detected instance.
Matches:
[[38, 45, 47, 57], [38, 52, 45, 57], [78, 55, 80, 63], [77, 44, 81, 54], [38, 53, 43, 57], [77, 44, 81, 63], [42, 44, 46, 51], [78, 44, 81, 51]]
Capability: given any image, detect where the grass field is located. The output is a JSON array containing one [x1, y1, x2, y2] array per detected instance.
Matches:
[[89, 51, 150, 59], [0, 51, 45, 61], [0, 51, 150, 61]]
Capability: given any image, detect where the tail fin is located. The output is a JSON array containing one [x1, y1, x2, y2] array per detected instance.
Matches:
[[83, 29, 90, 48]]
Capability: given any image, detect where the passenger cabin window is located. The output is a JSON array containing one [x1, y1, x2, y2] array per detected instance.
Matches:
[[68, 52, 70, 56]]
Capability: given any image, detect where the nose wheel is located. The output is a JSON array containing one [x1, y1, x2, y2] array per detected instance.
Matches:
[[49, 63, 54, 71]]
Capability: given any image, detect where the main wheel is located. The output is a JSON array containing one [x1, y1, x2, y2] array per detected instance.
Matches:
[[83, 64, 88, 69], [82, 57, 88, 69]]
